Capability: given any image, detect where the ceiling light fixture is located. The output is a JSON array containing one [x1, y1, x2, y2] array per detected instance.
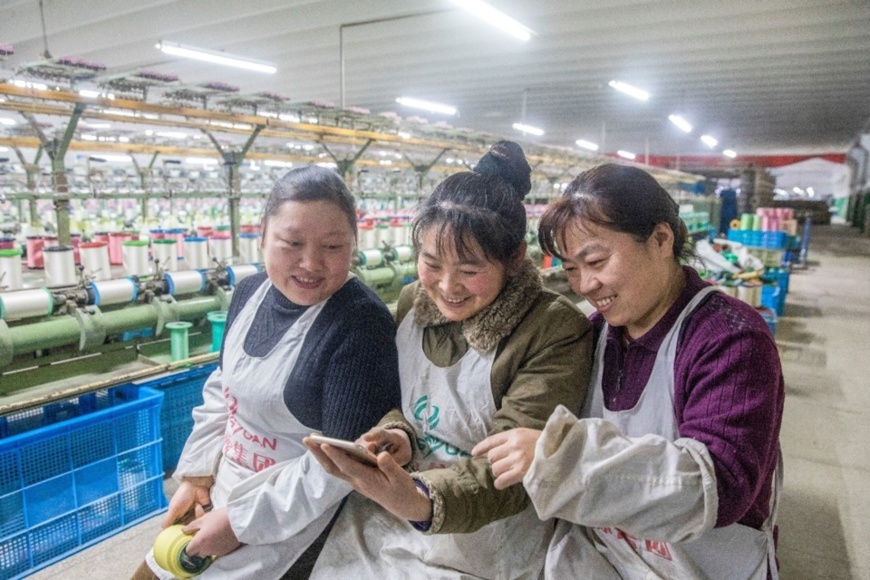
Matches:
[[668, 114, 692, 133], [156, 41, 277, 74], [701, 135, 718, 148], [617, 150, 637, 160], [81, 121, 112, 129], [723, 149, 737, 158], [512, 122, 544, 136], [89, 154, 132, 163], [396, 97, 457, 116], [185, 157, 220, 165], [264, 160, 294, 168], [575, 139, 599, 151], [448, 0, 534, 41], [0, 118, 16, 126], [608, 80, 649, 101]]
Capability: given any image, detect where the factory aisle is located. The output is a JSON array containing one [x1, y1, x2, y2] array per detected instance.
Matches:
[[775, 224, 870, 580], [28, 225, 870, 580]]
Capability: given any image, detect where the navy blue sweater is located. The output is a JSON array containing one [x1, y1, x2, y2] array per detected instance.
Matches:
[[221, 272, 400, 440]]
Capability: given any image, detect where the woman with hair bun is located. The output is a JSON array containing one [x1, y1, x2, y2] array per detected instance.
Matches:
[[475, 163, 784, 579], [306, 141, 592, 578]]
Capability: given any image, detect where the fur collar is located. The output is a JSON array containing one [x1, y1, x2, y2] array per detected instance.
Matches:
[[413, 258, 543, 352]]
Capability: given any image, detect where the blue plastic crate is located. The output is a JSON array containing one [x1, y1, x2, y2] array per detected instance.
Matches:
[[758, 307, 778, 337], [0, 386, 166, 579], [138, 364, 217, 473]]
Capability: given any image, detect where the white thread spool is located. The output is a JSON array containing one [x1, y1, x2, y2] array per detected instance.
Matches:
[[184, 237, 210, 270], [79, 242, 111, 281], [152, 239, 178, 272], [359, 249, 384, 267], [737, 283, 761, 307], [0, 248, 24, 292], [390, 245, 414, 262], [375, 225, 389, 248], [122, 240, 151, 277], [209, 235, 232, 266], [360, 227, 377, 250], [228, 264, 260, 286], [44, 245, 78, 288], [90, 278, 137, 306], [165, 270, 205, 296], [392, 224, 406, 246], [0, 287, 54, 320], [238, 233, 261, 264]]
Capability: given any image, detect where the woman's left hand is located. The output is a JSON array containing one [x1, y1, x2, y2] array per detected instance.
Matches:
[[306, 439, 432, 522], [182, 507, 242, 558], [472, 428, 542, 490]]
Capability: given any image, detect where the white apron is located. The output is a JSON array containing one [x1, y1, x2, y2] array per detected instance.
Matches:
[[547, 286, 782, 580], [311, 309, 551, 579], [148, 278, 341, 579]]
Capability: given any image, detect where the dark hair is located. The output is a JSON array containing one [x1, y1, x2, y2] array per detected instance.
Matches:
[[264, 166, 357, 239], [538, 163, 690, 262], [411, 140, 531, 267]]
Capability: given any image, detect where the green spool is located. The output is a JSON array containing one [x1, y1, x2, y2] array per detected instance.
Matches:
[[166, 321, 193, 361], [206, 310, 228, 352], [739, 213, 754, 230]]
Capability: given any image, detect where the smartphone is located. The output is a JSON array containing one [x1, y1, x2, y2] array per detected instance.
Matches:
[[308, 434, 379, 466]]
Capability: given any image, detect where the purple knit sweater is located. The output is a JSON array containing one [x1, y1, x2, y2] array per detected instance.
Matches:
[[590, 267, 784, 530]]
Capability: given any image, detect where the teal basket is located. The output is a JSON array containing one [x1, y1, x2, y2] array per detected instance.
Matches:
[[0, 386, 166, 579]]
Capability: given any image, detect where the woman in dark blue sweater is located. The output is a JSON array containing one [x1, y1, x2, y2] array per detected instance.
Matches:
[[137, 166, 400, 580]]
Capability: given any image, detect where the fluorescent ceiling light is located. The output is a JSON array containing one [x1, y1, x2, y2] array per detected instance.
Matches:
[[81, 121, 112, 129], [264, 160, 294, 168], [185, 157, 220, 165], [156, 40, 276, 74], [90, 154, 132, 163], [512, 122, 544, 136], [0, 118, 16, 126], [10, 79, 48, 90], [617, 150, 637, 160], [396, 97, 457, 116], [668, 114, 693, 133], [449, 0, 534, 41], [792, 187, 803, 194], [723, 149, 737, 158], [608, 80, 649, 101], [806, 187, 815, 196], [155, 131, 189, 139], [575, 139, 599, 151], [701, 135, 718, 148], [0, 146, 8, 152]]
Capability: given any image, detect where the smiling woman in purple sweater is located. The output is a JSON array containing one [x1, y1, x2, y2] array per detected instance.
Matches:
[[475, 163, 784, 580]]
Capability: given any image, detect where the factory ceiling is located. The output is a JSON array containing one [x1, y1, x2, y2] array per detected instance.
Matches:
[[2, 0, 869, 158]]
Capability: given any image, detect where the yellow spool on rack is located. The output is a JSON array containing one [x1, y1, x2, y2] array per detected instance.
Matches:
[[153, 524, 213, 579]]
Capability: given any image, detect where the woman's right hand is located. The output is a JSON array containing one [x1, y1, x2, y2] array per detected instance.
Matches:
[[161, 477, 214, 529], [358, 428, 412, 467]]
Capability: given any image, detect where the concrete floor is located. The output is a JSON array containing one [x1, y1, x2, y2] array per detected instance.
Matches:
[[25, 224, 870, 579]]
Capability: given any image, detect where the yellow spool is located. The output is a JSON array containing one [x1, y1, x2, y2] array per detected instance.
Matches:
[[153, 524, 213, 578], [729, 219, 742, 230]]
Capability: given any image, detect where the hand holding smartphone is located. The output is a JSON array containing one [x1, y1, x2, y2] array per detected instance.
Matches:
[[307, 434, 379, 466]]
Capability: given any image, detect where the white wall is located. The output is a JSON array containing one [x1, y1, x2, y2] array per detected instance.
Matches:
[[770, 157, 852, 199]]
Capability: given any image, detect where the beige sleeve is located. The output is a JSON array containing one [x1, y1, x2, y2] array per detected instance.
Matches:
[[419, 295, 593, 534]]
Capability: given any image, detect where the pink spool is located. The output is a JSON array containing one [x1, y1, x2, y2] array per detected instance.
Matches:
[[26, 236, 45, 269], [43, 235, 58, 249], [71, 234, 82, 265], [240, 224, 260, 234], [197, 226, 213, 237], [0, 236, 16, 250], [108, 232, 138, 265], [93, 232, 110, 244]]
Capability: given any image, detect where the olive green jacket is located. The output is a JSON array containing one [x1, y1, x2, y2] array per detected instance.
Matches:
[[379, 259, 593, 534]]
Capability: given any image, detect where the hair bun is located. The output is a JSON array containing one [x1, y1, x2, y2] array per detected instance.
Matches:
[[473, 140, 532, 199]]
